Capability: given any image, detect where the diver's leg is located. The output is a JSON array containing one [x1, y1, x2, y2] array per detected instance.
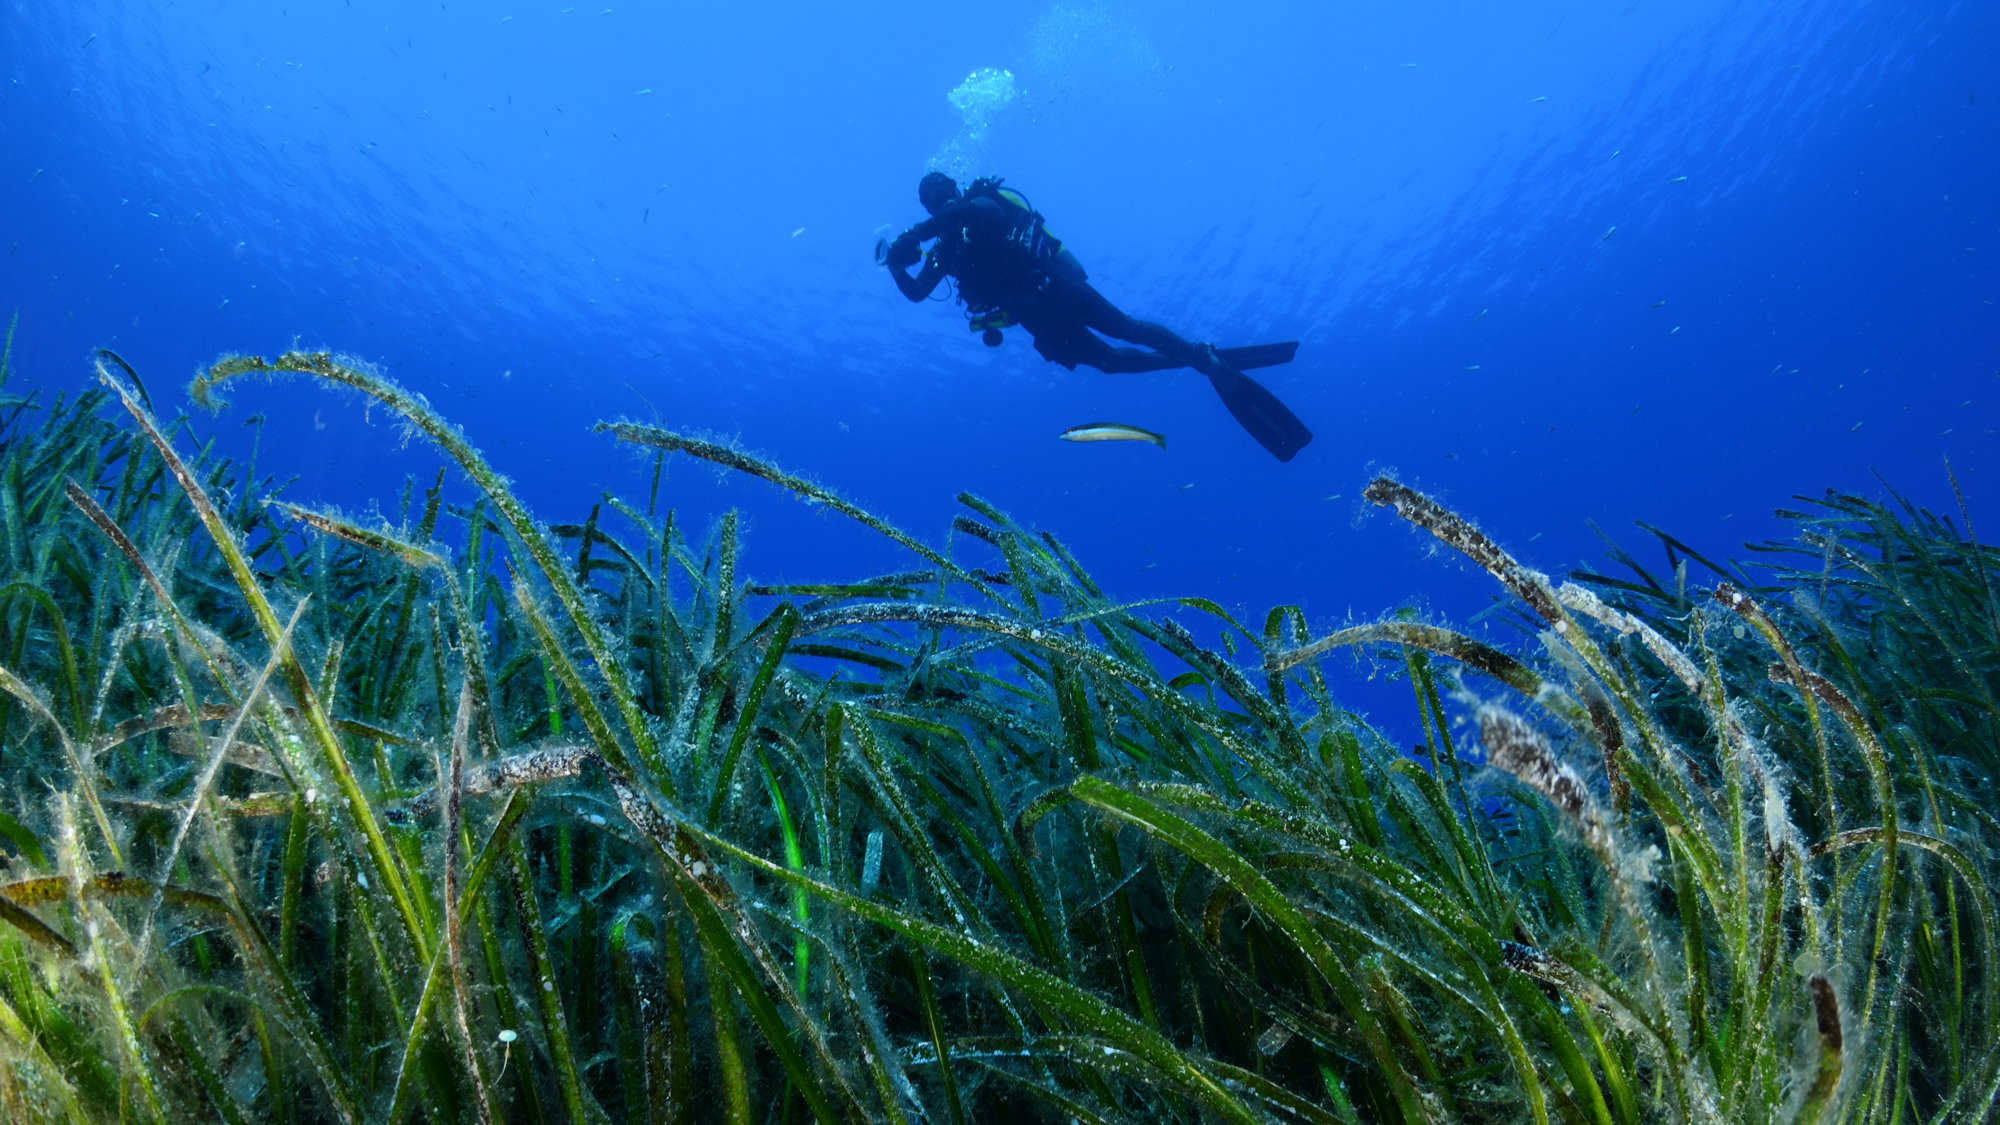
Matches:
[[1091, 345, 1184, 373], [1050, 312, 1183, 372], [1021, 320, 1123, 372], [1040, 328, 1187, 375], [1060, 333, 1130, 373], [1076, 288, 1314, 460], [1076, 289, 1207, 368]]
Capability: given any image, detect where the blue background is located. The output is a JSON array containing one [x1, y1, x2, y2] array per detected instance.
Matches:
[[2, 0, 1994, 711]]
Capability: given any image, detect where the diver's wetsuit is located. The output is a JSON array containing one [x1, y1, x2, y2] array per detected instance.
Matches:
[[887, 195, 1199, 375]]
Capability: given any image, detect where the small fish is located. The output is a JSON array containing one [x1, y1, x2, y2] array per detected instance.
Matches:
[[1140, 563, 1157, 572], [1465, 364, 1481, 370], [1850, 422, 1863, 432], [1649, 300, 1667, 309], [1475, 308, 1488, 320], [1528, 532, 1543, 541], [1529, 96, 1546, 103], [1669, 326, 1681, 335], [791, 227, 805, 237], [1601, 226, 1616, 241], [1324, 494, 1341, 501], [1059, 423, 1165, 449], [1670, 176, 1688, 183], [1177, 482, 1195, 491], [635, 88, 652, 94], [1611, 150, 1621, 158]]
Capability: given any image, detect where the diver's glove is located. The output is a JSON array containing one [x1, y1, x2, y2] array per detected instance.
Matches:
[[884, 233, 921, 269]]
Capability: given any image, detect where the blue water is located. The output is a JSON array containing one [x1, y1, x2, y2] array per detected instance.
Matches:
[[3, 0, 1994, 702]]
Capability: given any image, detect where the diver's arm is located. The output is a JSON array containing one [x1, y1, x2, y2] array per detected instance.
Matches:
[[890, 254, 945, 302], [904, 205, 958, 243], [887, 198, 988, 301], [910, 198, 997, 241]]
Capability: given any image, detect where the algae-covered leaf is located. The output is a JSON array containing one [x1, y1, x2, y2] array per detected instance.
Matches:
[[0, 809, 47, 869], [1174, 596, 1259, 643], [0, 333, 1976, 1125]]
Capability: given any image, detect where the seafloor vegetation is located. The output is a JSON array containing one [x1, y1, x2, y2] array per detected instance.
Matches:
[[0, 326, 1992, 1124]]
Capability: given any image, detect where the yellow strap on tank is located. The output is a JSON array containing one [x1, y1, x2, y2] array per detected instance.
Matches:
[[996, 188, 1062, 250]]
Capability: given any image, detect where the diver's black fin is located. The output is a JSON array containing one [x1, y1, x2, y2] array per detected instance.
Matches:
[[1206, 367, 1313, 462], [1216, 341, 1299, 371]]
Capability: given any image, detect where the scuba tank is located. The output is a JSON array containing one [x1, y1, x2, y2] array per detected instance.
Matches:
[[955, 178, 1086, 345], [959, 178, 1062, 288]]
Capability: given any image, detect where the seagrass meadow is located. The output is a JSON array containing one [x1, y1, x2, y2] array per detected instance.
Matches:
[[0, 331, 1993, 1125]]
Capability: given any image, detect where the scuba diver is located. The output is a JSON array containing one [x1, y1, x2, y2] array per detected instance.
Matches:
[[879, 171, 1314, 462]]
